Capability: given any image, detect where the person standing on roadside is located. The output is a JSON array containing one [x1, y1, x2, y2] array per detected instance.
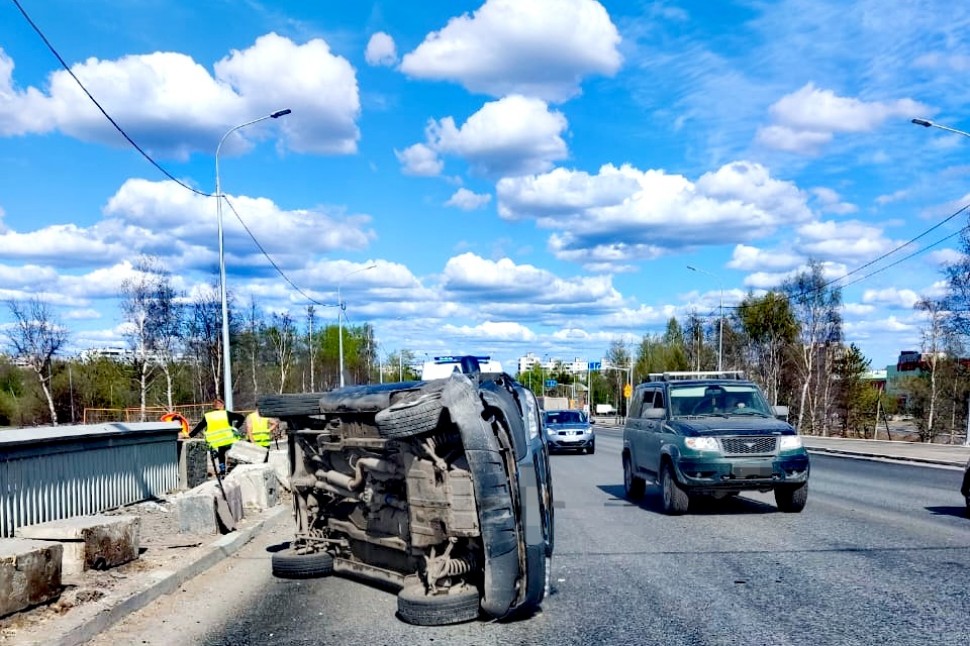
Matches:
[[190, 398, 244, 474], [244, 409, 279, 449]]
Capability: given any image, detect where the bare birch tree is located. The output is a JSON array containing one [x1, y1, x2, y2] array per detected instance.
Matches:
[[916, 297, 946, 439], [783, 261, 842, 434], [267, 311, 296, 394], [5, 298, 68, 425], [120, 256, 181, 418]]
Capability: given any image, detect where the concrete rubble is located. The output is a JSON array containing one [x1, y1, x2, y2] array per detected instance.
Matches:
[[267, 449, 291, 491], [227, 440, 269, 465], [15, 516, 140, 578], [227, 464, 280, 511], [0, 539, 62, 619]]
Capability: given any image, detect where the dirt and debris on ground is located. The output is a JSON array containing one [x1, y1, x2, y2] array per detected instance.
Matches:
[[0, 494, 287, 645]]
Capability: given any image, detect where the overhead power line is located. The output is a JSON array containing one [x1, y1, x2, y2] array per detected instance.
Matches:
[[14, 0, 346, 309], [12, 0, 210, 197], [221, 196, 337, 309], [821, 201, 970, 292]]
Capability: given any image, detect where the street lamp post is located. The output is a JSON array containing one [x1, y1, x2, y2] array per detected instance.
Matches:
[[336, 264, 377, 388], [911, 118, 970, 139], [687, 265, 723, 371], [214, 108, 290, 411], [913, 118, 970, 445]]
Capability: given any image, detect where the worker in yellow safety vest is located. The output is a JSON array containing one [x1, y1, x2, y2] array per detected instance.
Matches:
[[244, 410, 278, 448], [189, 398, 245, 473]]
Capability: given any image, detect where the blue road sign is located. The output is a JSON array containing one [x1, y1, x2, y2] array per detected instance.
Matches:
[[588, 361, 602, 371], [545, 379, 557, 388]]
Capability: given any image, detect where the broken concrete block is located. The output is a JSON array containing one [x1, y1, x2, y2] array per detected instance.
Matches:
[[226, 464, 280, 510], [197, 478, 244, 524], [0, 538, 62, 618], [174, 492, 218, 535], [16, 515, 140, 576], [267, 449, 291, 490], [178, 438, 210, 490], [227, 440, 269, 465]]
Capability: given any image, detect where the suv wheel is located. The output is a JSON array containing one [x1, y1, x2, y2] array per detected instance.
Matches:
[[374, 391, 444, 439], [586, 441, 595, 455], [774, 483, 808, 513], [660, 462, 689, 515], [397, 583, 481, 626], [623, 455, 645, 500], [271, 549, 334, 579]]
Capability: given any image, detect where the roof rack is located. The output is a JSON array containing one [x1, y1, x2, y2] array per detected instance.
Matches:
[[646, 371, 746, 382]]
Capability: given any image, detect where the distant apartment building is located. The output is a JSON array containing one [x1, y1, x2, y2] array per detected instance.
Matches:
[[78, 346, 136, 363], [517, 353, 597, 376]]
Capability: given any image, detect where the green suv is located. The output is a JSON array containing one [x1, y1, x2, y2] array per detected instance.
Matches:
[[621, 372, 810, 514]]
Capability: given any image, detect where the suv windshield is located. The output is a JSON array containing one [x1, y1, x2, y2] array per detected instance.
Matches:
[[544, 411, 587, 425], [668, 383, 772, 417]]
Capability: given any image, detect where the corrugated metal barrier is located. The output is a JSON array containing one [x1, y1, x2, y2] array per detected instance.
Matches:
[[0, 422, 181, 537]]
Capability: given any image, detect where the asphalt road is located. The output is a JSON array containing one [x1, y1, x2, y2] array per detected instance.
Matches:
[[90, 427, 970, 646]]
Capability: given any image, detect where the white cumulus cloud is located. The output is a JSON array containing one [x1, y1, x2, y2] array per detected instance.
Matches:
[[400, 0, 621, 102], [441, 252, 621, 309], [445, 188, 492, 210], [365, 32, 398, 67], [756, 83, 928, 154], [401, 95, 568, 177], [0, 34, 360, 157], [498, 161, 812, 270], [440, 320, 537, 341]]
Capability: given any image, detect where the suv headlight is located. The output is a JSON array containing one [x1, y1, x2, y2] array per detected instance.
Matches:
[[685, 437, 719, 451], [779, 435, 803, 451]]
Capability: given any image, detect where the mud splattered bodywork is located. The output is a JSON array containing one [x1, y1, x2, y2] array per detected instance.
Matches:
[[260, 371, 553, 625]]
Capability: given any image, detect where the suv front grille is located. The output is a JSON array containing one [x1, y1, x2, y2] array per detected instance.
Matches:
[[720, 436, 777, 455]]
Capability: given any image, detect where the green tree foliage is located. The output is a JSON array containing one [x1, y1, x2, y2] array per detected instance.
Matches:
[[738, 291, 798, 405], [834, 343, 876, 437], [605, 339, 632, 414]]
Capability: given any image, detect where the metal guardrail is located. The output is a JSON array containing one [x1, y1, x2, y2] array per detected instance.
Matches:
[[0, 422, 181, 537]]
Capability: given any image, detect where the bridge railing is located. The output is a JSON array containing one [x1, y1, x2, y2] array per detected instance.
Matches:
[[0, 422, 181, 537]]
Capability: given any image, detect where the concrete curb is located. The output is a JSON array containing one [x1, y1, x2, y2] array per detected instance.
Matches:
[[806, 447, 965, 468], [50, 505, 288, 646]]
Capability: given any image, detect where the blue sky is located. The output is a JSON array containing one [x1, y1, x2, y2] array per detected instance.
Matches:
[[2, 0, 970, 371]]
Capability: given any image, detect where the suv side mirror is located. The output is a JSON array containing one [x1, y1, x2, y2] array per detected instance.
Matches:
[[589, 419, 596, 425], [643, 407, 666, 420], [772, 405, 789, 421]]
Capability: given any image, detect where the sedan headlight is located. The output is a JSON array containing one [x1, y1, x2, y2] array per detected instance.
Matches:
[[779, 435, 803, 451], [685, 437, 719, 451]]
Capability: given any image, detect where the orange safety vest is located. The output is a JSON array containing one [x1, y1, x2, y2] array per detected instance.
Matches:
[[249, 413, 272, 447], [204, 410, 236, 449]]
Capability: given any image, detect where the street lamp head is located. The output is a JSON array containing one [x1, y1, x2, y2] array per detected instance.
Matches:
[[911, 118, 933, 127], [271, 109, 292, 119], [686, 265, 698, 272]]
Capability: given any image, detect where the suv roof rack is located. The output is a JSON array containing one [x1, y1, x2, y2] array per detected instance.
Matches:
[[646, 370, 746, 382]]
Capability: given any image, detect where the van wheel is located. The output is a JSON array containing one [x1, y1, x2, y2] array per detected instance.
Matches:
[[775, 483, 808, 513], [660, 462, 689, 514], [397, 583, 481, 626], [623, 455, 645, 500]]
